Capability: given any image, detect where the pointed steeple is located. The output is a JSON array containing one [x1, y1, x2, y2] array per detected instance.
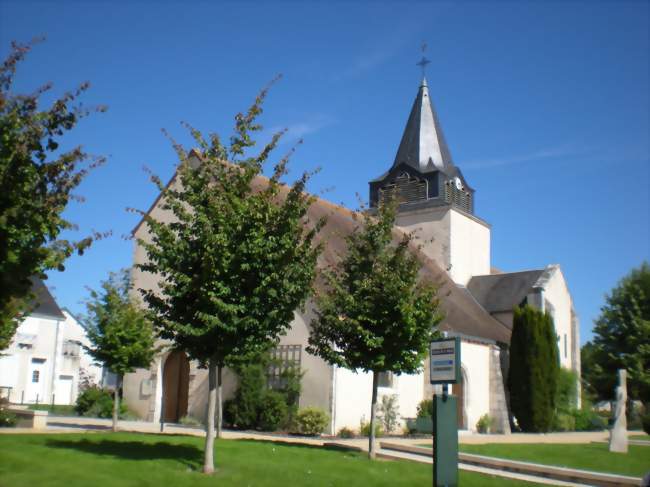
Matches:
[[393, 77, 454, 174]]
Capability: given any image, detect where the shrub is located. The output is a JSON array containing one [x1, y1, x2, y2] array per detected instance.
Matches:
[[416, 399, 433, 419], [295, 407, 329, 436], [359, 418, 384, 437], [179, 415, 203, 428], [224, 363, 267, 429], [223, 356, 303, 431], [278, 365, 303, 427], [553, 412, 575, 432], [378, 394, 399, 433], [571, 408, 606, 431], [642, 410, 650, 435], [0, 398, 16, 427], [628, 403, 644, 430], [476, 414, 491, 434], [75, 386, 128, 418], [338, 426, 355, 438], [259, 391, 288, 431], [555, 368, 578, 412]]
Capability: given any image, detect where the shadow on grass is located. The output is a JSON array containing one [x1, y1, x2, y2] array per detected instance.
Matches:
[[45, 438, 203, 470], [229, 438, 365, 456], [48, 421, 111, 430]]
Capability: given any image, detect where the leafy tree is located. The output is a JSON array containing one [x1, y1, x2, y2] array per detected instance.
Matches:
[[0, 40, 106, 349], [583, 262, 650, 405], [508, 305, 559, 432], [307, 199, 442, 459], [84, 269, 156, 432], [135, 83, 323, 474]]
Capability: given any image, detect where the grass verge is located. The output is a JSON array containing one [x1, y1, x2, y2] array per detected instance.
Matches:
[[0, 432, 546, 486], [458, 442, 649, 477]]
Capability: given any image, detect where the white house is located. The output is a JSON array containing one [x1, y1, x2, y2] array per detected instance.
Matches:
[[0, 278, 102, 405], [123, 76, 580, 434]]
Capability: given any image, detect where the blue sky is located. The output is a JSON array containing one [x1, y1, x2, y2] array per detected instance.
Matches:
[[1, 1, 648, 344]]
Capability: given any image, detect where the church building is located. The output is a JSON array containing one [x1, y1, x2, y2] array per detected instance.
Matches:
[[124, 76, 581, 434]]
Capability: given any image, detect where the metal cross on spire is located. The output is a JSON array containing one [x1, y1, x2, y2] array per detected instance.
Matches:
[[416, 42, 431, 78]]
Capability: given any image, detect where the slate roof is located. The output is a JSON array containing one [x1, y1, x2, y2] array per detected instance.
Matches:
[[297, 189, 511, 344], [132, 152, 512, 345], [467, 270, 546, 314], [392, 77, 455, 175], [28, 277, 66, 320]]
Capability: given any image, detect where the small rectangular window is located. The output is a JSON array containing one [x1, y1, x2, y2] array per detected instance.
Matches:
[[63, 340, 81, 357], [32, 370, 40, 383]]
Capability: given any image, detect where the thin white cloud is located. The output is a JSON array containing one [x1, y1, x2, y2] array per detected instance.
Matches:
[[261, 114, 336, 145], [332, 46, 403, 82], [460, 146, 585, 170]]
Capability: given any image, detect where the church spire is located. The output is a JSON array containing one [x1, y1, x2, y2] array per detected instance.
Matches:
[[392, 76, 454, 174], [368, 51, 474, 214]]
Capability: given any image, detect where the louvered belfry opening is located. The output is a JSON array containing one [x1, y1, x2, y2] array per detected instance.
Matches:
[[379, 172, 427, 205], [444, 180, 472, 213]]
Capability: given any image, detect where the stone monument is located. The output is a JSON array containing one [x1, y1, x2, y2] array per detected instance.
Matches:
[[608, 369, 628, 453]]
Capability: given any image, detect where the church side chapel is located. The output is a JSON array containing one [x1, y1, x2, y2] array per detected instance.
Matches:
[[123, 73, 581, 435]]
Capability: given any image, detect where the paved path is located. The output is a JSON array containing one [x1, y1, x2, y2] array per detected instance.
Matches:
[[36, 415, 632, 445]]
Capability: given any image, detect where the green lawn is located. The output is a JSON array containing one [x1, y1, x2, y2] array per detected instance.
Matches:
[[631, 434, 650, 440], [0, 432, 544, 487], [458, 443, 649, 477]]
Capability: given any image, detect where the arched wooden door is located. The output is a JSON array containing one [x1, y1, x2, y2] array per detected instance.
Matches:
[[162, 351, 190, 423], [452, 372, 466, 429]]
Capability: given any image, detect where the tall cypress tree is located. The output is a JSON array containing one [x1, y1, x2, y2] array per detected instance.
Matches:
[[508, 305, 559, 432]]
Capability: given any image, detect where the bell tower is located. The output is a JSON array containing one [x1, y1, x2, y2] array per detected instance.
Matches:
[[369, 76, 491, 285]]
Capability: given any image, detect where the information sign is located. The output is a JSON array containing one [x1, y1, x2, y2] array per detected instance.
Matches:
[[429, 337, 460, 384]]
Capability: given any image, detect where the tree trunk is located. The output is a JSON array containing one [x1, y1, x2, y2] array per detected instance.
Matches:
[[203, 358, 217, 474], [368, 370, 379, 460], [216, 365, 223, 439], [112, 374, 121, 433]]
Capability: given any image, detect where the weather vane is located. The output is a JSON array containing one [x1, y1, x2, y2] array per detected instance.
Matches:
[[416, 42, 430, 77]]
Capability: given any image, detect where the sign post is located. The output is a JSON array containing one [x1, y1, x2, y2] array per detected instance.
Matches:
[[429, 337, 460, 487]]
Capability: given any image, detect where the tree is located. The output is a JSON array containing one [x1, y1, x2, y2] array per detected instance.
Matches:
[[508, 304, 559, 432], [584, 262, 650, 405], [135, 83, 324, 474], [0, 40, 106, 350], [307, 200, 442, 459], [84, 269, 156, 432]]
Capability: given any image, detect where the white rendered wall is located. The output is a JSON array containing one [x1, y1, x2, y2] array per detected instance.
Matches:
[[333, 367, 424, 434], [396, 206, 490, 286], [540, 268, 575, 370], [449, 210, 491, 285], [460, 341, 491, 432]]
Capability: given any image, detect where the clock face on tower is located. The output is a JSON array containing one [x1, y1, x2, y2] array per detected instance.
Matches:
[[454, 177, 463, 190]]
